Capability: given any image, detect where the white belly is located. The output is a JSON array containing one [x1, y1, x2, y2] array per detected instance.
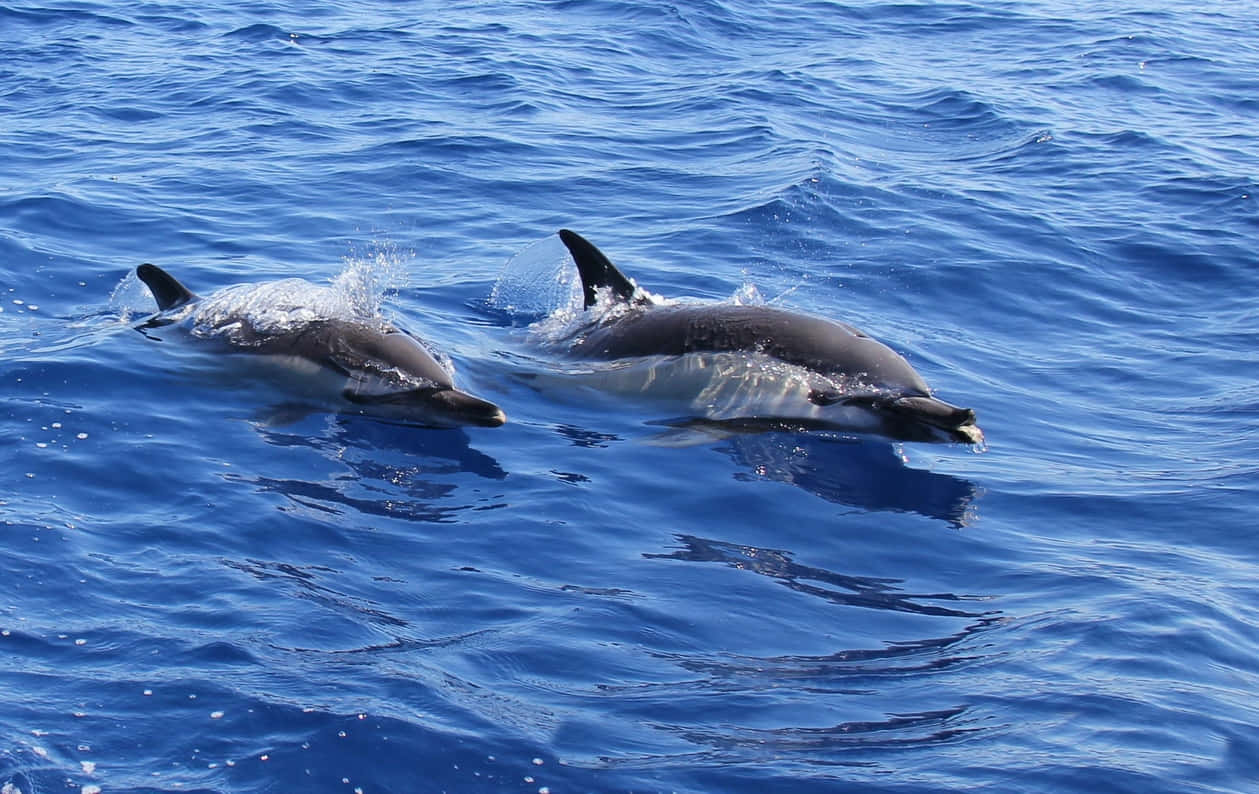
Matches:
[[540, 352, 887, 431]]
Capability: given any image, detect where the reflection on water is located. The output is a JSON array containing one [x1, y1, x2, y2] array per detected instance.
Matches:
[[608, 533, 1003, 763], [229, 415, 507, 522], [658, 704, 985, 762], [222, 558, 410, 634], [647, 535, 996, 621], [260, 412, 507, 481], [712, 429, 980, 527], [554, 423, 622, 448], [228, 473, 467, 523]]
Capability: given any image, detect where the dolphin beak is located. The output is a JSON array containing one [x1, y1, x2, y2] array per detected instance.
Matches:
[[887, 395, 983, 444], [431, 389, 507, 428], [948, 422, 985, 444], [477, 406, 508, 428]]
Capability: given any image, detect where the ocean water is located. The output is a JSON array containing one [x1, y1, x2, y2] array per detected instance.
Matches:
[[2, 1, 1258, 792]]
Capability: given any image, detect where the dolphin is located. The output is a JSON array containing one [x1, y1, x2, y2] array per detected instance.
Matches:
[[134, 263, 506, 428], [554, 229, 982, 443]]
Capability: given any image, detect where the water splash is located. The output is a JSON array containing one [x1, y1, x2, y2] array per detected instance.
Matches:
[[334, 239, 413, 320], [114, 241, 414, 341], [730, 282, 767, 306], [192, 278, 351, 338], [489, 233, 581, 318], [107, 270, 154, 325]]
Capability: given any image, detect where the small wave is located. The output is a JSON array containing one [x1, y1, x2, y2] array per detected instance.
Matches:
[[221, 22, 303, 43], [668, 705, 983, 754], [647, 535, 994, 619], [913, 87, 1010, 129], [0, 4, 134, 30]]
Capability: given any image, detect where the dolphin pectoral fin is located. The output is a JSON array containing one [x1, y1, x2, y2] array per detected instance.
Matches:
[[808, 388, 845, 406], [341, 387, 391, 405], [809, 388, 885, 409], [341, 370, 400, 401], [558, 229, 646, 309], [136, 264, 197, 311]]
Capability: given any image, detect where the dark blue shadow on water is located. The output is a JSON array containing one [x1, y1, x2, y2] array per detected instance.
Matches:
[[229, 414, 507, 523], [634, 531, 1002, 758], [600, 532, 1004, 769], [220, 558, 411, 634], [703, 427, 980, 527], [326, 414, 507, 482], [647, 534, 995, 622]]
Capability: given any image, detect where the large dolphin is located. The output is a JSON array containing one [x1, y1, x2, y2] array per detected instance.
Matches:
[[554, 229, 982, 443], [135, 263, 506, 428]]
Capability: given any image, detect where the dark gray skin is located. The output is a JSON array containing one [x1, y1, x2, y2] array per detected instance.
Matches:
[[135, 264, 506, 428], [574, 304, 929, 393], [557, 229, 981, 443]]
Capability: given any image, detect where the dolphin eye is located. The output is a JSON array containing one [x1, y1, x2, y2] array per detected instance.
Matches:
[[838, 322, 869, 339]]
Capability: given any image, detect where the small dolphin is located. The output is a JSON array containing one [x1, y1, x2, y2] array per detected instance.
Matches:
[[135, 263, 506, 428], [555, 229, 981, 443]]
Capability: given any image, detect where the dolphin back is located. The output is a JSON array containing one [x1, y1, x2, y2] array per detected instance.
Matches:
[[137, 264, 197, 311], [575, 304, 933, 396], [558, 229, 641, 308]]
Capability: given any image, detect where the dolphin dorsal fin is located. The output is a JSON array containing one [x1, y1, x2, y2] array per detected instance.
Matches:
[[558, 229, 644, 309], [136, 264, 197, 311]]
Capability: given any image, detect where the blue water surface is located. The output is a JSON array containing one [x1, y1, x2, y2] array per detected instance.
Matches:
[[3, 2, 1258, 792]]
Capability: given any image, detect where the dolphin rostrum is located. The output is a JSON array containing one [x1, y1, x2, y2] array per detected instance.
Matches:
[[555, 229, 982, 443], [135, 263, 506, 428]]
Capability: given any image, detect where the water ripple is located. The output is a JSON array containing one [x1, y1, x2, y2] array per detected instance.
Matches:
[[4, 1, 1259, 792]]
